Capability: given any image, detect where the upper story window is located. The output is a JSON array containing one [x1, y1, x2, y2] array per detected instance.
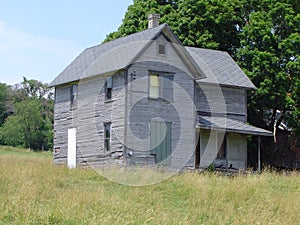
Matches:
[[105, 76, 112, 100], [149, 73, 174, 101], [70, 84, 77, 108], [149, 74, 159, 99]]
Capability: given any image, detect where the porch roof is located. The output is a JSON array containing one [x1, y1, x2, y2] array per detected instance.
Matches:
[[197, 116, 273, 136]]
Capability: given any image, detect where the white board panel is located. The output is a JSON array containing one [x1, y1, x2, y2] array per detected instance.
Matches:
[[68, 128, 77, 169]]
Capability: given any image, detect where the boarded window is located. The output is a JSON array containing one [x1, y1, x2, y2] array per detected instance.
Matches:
[[161, 75, 174, 101], [105, 76, 112, 100], [149, 73, 174, 101], [70, 84, 77, 108], [104, 122, 111, 151], [150, 121, 172, 164]]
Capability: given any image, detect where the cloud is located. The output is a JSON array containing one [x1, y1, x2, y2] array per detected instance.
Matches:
[[0, 21, 82, 84], [0, 21, 78, 56]]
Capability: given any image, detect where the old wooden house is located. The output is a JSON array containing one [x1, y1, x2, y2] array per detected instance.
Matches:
[[50, 14, 272, 171]]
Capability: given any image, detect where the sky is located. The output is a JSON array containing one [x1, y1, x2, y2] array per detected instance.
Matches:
[[0, 0, 133, 85]]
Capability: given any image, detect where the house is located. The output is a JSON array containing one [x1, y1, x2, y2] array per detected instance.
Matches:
[[49, 14, 272, 171]]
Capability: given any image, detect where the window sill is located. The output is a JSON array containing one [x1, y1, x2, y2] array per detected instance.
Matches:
[[104, 99, 116, 103], [148, 97, 173, 103]]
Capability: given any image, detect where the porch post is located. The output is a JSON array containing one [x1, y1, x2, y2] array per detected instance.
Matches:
[[225, 132, 228, 172], [258, 136, 261, 173]]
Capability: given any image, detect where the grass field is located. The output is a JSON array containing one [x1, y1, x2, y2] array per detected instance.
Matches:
[[0, 146, 299, 225]]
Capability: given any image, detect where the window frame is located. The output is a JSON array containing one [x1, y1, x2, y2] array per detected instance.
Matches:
[[103, 122, 111, 151], [149, 74, 160, 99], [148, 72, 174, 102]]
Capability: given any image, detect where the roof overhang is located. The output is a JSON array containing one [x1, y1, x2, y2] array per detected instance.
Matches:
[[196, 116, 273, 136]]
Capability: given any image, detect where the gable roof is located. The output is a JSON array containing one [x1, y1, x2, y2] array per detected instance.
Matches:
[[50, 23, 256, 89], [186, 47, 256, 90], [49, 24, 204, 87]]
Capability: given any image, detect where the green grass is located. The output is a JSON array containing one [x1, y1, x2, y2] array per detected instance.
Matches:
[[0, 145, 52, 158], [0, 146, 299, 224]]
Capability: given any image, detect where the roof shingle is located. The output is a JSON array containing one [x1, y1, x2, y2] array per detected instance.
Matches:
[[49, 24, 167, 87], [186, 47, 256, 89]]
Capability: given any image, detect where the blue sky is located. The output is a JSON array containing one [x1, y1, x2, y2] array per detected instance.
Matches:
[[0, 0, 133, 85]]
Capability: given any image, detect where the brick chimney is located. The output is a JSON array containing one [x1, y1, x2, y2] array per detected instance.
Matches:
[[148, 14, 160, 29]]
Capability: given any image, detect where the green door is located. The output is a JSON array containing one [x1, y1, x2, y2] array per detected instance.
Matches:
[[150, 121, 172, 164]]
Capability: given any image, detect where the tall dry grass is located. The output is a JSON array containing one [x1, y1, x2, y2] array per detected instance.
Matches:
[[0, 148, 299, 224]]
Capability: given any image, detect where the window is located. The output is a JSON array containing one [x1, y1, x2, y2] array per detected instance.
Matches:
[[104, 122, 111, 151], [149, 73, 173, 101], [105, 76, 112, 100], [70, 84, 77, 108], [149, 74, 159, 99]]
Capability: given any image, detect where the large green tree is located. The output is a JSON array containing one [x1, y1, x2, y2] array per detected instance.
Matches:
[[104, 0, 243, 55], [238, 0, 300, 135]]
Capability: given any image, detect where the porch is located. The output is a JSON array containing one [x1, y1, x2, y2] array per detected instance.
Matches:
[[195, 116, 273, 172]]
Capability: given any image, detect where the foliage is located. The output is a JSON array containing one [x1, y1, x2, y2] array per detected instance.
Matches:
[[0, 77, 53, 150], [0, 83, 10, 126], [0, 151, 299, 224], [238, 0, 300, 135], [0, 99, 52, 150], [104, 0, 178, 42]]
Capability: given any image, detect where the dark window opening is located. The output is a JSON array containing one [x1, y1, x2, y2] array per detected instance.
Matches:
[[70, 84, 77, 108], [104, 122, 111, 151], [217, 133, 226, 159], [105, 76, 112, 100]]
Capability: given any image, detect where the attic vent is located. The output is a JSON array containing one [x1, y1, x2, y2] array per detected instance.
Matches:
[[157, 43, 166, 55], [148, 14, 160, 29]]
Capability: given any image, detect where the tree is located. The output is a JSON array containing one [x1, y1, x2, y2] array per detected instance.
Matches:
[[104, 0, 178, 42], [22, 76, 50, 99], [237, 0, 300, 135], [0, 83, 10, 126], [0, 99, 51, 150], [0, 77, 54, 150], [104, 0, 244, 56]]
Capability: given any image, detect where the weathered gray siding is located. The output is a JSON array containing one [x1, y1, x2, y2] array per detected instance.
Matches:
[[195, 84, 247, 122], [53, 72, 126, 166], [124, 34, 197, 170], [53, 85, 73, 164], [125, 60, 195, 170]]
